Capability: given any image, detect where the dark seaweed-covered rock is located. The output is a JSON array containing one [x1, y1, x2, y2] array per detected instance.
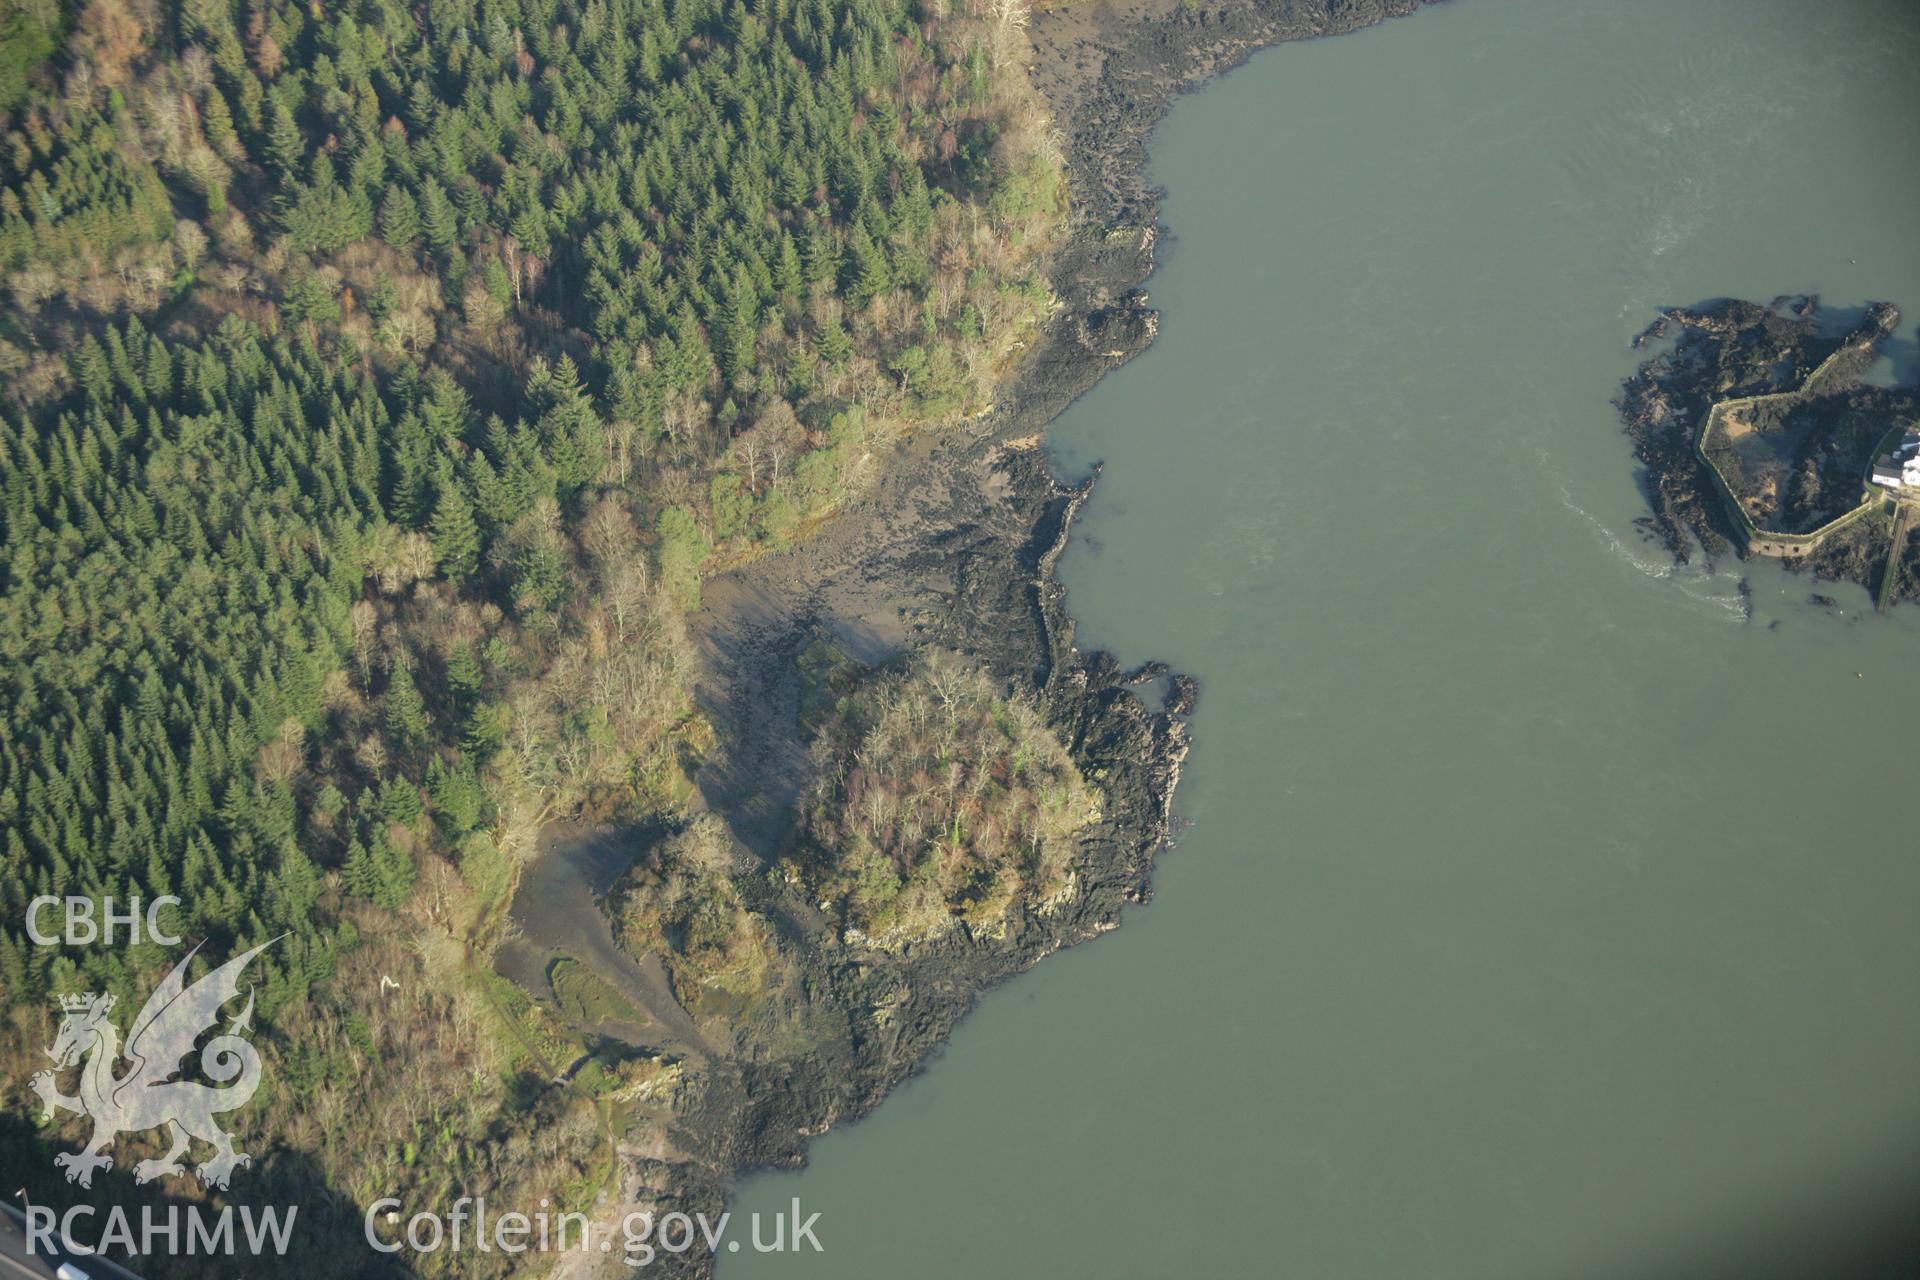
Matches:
[[1165, 672, 1200, 714]]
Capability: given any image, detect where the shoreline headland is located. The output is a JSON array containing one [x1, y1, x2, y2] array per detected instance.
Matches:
[[514, 2, 1432, 1272]]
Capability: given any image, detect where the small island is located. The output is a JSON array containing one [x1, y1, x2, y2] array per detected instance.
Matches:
[[1619, 297, 1920, 609]]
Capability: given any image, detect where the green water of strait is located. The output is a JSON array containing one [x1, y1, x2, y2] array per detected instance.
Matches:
[[726, 1, 1920, 1276]]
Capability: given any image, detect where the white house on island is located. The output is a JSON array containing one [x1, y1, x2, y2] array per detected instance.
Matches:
[[1871, 428, 1920, 489]]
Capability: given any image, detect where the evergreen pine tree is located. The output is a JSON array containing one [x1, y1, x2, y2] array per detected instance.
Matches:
[[429, 481, 481, 581], [265, 101, 305, 184], [847, 224, 890, 305], [420, 179, 458, 252], [204, 90, 245, 160], [371, 835, 415, 909], [343, 838, 378, 899], [379, 186, 420, 250], [384, 671, 429, 751], [446, 642, 483, 712]]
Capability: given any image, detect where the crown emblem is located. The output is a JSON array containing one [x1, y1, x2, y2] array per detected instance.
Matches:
[[58, 993, 114, 1015]]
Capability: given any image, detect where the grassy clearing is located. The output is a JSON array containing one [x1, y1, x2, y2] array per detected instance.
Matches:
[[468, 963, 577, 1077], [549, 956, 653, 1030]]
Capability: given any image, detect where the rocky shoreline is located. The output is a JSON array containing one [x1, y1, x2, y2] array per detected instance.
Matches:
[[526, 2, 1433, 1271]]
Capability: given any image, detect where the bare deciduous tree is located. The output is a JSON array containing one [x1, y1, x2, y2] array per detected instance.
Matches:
[[173, 219, 208, 274], [987, 0, 1028, 70]]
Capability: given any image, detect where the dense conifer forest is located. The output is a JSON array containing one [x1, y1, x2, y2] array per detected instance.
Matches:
[[0, 0, 1062, 1268]]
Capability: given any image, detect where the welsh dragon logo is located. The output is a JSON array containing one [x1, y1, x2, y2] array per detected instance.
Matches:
[[29, 939, 275, 1190]]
